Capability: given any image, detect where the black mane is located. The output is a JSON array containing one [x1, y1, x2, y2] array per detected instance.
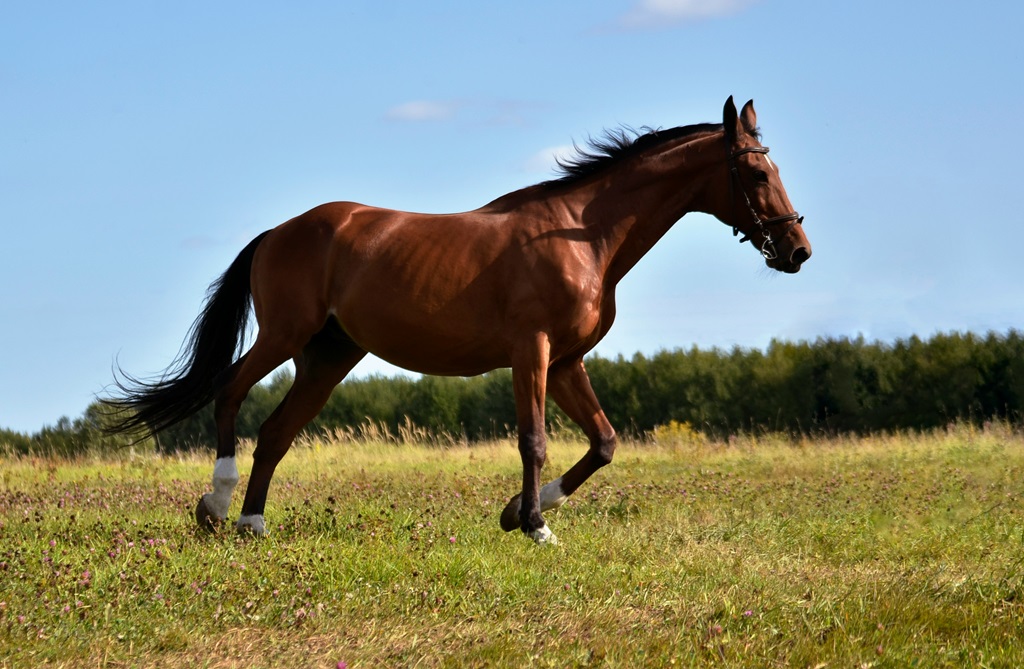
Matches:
[[542, 122, 724, 188]]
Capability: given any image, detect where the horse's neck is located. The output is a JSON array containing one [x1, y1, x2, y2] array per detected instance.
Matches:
[[567, 134, 721, 286]]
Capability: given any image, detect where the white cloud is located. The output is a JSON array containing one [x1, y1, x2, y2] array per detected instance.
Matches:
[[385, 100, 461, 122], [524, 145, 577, 175], [385, 98, 544, 127], [618, 0, 761, 29]]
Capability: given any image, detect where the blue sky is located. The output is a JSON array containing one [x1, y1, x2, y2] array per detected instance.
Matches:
[[2, 1, 1022, 434]]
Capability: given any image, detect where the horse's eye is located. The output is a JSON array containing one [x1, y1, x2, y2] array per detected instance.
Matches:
[[753, 170, 769, 183]]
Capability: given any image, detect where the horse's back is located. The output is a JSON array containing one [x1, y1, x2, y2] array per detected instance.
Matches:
[[250, 202, 517, 373]]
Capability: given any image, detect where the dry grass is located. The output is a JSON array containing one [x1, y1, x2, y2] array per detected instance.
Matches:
[[2, 424, 1024, 667]]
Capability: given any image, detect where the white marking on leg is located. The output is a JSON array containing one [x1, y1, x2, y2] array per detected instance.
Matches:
[[236, 514, 266, 536], [206, 457, 239, 520], [528, 525, 558, 546], [539, 477, 568, 511]]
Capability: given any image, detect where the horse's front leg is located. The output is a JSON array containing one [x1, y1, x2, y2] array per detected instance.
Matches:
[[507, 334, 558, 545], [500, 358, 616, 536]]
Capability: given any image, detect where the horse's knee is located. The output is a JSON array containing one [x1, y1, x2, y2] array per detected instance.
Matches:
[[518, 430, 547, 463], [592, 430, 617, 468]]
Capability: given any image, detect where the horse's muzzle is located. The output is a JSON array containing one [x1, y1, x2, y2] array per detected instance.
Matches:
[[769, 244, 811, 274]]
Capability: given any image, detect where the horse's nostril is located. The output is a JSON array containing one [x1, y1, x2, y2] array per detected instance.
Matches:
[[791, 246, 811, 265]]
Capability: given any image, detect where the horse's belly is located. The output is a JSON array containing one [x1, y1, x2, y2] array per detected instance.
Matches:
[[373, 346, 509, 377], [334, 306, 510, 376]]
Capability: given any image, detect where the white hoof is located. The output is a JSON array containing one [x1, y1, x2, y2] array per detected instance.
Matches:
[[236, 514, 267, 536], [195, 494, 225, 531], [200, 492, 229, 521], [528, 525, 558, 546]]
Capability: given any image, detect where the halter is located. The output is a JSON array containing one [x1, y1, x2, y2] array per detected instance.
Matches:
[[728, 145, 804, 261]]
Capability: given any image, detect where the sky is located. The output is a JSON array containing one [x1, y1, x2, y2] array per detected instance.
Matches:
[[2, 1, 1023, 434]]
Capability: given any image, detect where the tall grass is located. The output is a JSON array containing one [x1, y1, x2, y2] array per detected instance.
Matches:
[[2, 424, 1023, 667]]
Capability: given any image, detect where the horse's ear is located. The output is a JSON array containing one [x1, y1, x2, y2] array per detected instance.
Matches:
[[723, 96, 738, 143], [740, 99, 757, 136]]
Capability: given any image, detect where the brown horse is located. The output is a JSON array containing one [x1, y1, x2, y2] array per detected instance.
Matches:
[[108, 97, 810, 544]]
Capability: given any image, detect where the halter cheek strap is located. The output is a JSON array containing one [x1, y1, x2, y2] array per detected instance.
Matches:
[[728, 146, 804, 260]]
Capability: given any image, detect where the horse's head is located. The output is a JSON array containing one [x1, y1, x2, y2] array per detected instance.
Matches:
[[715, 96, 811, 274]]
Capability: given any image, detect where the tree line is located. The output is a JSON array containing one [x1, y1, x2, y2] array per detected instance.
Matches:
[[3, 330, 1023, 456]]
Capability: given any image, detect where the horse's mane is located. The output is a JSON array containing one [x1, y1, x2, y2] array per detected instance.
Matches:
[[485, 120, 761, 209], [540, 122, 725, 189]]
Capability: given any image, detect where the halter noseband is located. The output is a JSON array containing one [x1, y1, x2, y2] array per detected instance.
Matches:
[[728, 145, 804, 261]]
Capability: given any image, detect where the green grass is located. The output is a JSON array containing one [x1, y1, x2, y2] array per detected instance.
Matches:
[[2, 424, 1024, 667]]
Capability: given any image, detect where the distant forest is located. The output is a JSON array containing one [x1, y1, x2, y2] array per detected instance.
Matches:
[[3, 330, 1023, 456]]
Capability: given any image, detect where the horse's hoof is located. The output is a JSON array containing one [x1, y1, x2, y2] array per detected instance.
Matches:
[[528, 525, 558, 546], [195, 495, 223, 532], [499, 494, 522, 532], [236, 514, 267, 536]]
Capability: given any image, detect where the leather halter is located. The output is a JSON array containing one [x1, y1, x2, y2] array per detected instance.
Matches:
[[728, 145, 804, 260]]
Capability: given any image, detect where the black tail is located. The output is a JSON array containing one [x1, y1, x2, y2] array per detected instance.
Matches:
[[105, 231, 272, 437]]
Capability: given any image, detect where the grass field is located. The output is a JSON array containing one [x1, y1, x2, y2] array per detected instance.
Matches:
[[2, 424, 1024, 668]]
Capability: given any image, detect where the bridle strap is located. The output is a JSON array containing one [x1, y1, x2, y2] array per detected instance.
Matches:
[[731, 146, 770, 159], [727, 145, 804, 259]]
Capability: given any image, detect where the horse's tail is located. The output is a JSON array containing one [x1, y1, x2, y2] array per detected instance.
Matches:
[[105, 230, 272, 437]]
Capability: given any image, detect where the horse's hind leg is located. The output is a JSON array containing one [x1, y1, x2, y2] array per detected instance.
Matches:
[[235, 326, 366, 535], [196, 334, 298, 530], [500, 358, 616, 534]]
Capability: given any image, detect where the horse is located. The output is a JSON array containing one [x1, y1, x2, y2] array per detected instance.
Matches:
[[106, 96, 810, 545]]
